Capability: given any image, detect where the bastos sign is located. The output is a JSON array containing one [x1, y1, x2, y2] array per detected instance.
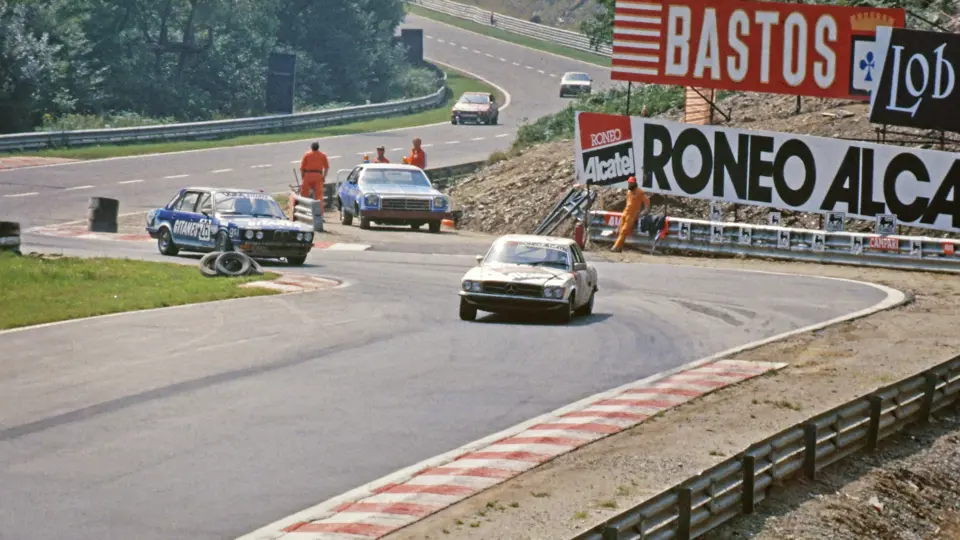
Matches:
[[611, 0, 905, 100], [868, 27, 960, 133], [574, 111, 960, 234]]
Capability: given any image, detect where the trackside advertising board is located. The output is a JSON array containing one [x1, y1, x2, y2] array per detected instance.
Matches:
[[574, 111, 960, 234], [611, 0, 905, 100]]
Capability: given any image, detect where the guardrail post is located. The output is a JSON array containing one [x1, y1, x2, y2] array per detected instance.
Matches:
[[867, 395, 883, 452], [676, 487, 692, 540], [803, 422, 818, 480], [742, 454, 756, 515], [920, 372, 940, 424]]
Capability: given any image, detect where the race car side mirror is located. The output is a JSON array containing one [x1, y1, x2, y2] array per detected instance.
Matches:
[[574, 262, 587, 271], [475, 255, 483, 265]]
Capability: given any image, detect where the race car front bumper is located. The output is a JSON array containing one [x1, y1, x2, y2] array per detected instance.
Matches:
[[459, 291, 567, 313], [235, 241, 312, 258], [361, 210, 452, 221]]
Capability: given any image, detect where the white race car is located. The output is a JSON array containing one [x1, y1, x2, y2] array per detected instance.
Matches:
[[459, 234, 599, 324], [559, 71, 592, 97]]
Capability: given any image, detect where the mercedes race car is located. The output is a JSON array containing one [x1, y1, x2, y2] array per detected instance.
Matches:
[[146, 187, 315, 265], [459, 234, 599, 324], [559, 71, 592, 97], [451, 91, 499, 125]]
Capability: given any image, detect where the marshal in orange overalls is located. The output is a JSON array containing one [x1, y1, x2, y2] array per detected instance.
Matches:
[[612, 176, 650, 252], [407, 137, 426, 169], [300, 144, 330, 200]]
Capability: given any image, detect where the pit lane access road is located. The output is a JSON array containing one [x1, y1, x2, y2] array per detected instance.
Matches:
[[0, 237, 890, 540], [0, 13, 620, 230]]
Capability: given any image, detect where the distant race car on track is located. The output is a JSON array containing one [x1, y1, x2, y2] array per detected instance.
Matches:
[[337, 163, 452, 233], [145, 187, 315, 265], [450, 91, 499, 125], [559, 71, 592, 98], [459, 234, 599, 324]]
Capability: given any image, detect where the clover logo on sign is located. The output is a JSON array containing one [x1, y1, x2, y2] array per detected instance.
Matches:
[[859, 51, 876, 82]]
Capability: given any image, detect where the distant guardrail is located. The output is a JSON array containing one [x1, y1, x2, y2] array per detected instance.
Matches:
[[572, 354, 960, 540], [0, 66, 449, 153], [407, 0, 613, 56], [588, 211, 960, 274]]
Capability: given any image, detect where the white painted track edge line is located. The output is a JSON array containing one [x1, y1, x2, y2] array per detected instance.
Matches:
[[233, 275, 906, 540], [405, 11, 613, 71]]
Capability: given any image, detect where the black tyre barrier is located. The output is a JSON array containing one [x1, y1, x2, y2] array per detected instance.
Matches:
[[87, 197, 119, 233], [199, 251, 265, 277], [0, 221, 21, 255]]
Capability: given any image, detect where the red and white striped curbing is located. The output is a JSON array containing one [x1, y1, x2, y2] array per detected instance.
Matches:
[[270, 359, 785, 539], [25, 226, 371, 251]]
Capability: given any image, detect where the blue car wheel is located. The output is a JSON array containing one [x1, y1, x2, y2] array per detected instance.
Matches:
[[157, 227, 179, 256]]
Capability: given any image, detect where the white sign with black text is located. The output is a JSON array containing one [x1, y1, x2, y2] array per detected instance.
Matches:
[[574, 111, 960, 234]]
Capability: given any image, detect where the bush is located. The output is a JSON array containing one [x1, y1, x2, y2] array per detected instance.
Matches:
[[510, 85, 684, 152], [391, 65, 444, 100], [38, 111, 179, 132]]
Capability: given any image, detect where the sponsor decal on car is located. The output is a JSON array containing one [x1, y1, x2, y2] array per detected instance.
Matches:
[[174, 219, 211, 241]]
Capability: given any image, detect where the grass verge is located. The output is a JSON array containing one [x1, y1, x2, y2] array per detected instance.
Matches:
[[3, 66, 501, 161], [0, 252, 280, 330], [405, 4, 611, 67]]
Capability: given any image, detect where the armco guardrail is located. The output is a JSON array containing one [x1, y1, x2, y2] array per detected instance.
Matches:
[[407, 0, 613, 56], [573, 354, 960, 540], [0, 69, 448, 153], [289, 193, 325, 233], [588, 210, 960, 273]]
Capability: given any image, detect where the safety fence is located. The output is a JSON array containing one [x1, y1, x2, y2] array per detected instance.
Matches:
[[406, 0, 613, 56], [588, 211, 960, 274], [0, 68, 448, 153], [571, 354, 960, 540]]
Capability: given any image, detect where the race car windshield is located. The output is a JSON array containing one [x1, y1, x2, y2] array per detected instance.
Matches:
[[485, 241, 571, 269], [215, 193, 285, 218], [458, 94, 490, 104], [565, 73, 590, 81], [359, 169, 432, 187]]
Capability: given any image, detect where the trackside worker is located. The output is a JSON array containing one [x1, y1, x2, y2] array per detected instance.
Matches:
[[374, 146, 389, 163], [408, 137, 426, 169], [612, 176, 650, 253], [300, 142, 330, 201]]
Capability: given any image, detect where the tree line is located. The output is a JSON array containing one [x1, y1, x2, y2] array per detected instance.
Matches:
[[0, 0, 435, 134]]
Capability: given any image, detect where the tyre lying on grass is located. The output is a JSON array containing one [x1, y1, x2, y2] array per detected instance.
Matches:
[[199, 251, 265, 278]]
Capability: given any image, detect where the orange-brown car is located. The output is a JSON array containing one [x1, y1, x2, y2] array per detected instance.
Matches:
[[451, 91, 499, 125]]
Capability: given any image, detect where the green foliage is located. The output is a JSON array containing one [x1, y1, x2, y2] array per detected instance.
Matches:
[[511, 85, 684, 152], [0, 0, 433, 134]]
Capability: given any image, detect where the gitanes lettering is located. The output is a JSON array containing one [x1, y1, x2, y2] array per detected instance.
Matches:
[[589, 129, 623, 147], [583, 147, 635, 184], [173, 219, 211, 239]]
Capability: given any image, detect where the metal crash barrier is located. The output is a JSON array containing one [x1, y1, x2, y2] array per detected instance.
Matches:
[[588, 210, 960, 274], [289, 193, 325, 233]]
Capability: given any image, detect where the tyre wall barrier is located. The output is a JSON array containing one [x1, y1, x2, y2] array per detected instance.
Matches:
[[588, 210, 960, 274], [571, 354, 960, 540], [87, 197, 119, 233], [289, 193, 325, 233], [0, 221, 21, 255]]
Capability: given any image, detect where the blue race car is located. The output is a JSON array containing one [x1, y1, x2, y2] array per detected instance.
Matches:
[[337, 163, 452, 233], [146, 187, 316, 265]]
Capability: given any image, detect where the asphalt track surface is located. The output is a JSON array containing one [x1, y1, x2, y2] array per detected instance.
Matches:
[[0, 13, 620, 230], [0, 14, 889, 540]]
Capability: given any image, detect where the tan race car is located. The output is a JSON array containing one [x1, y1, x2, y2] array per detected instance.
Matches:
[[451, 91, 499, 125]]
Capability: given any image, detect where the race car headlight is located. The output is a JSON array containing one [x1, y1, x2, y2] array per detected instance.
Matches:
[[255, 231, 264, 240], [244, 230, 254, 240], [433, 196, 447, 208], [297, 232, 304, 241], [544, 286, 564, 299], [462, 280, 473, 291], [363, 194, 379, 207], [462, 280, 481, 292], [304, 232, 313, 242]]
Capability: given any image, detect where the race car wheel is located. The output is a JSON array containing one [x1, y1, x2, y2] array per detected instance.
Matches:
[[157, 227, 179, 256], [215, 231, 233, 252], [459, 299, 477, 321], [576, 291, 595, 316], [339, 201, 353, 226], [286, 255, 306, 266], [428, 220, 441, 233], [410, 223, 422, 231], [356, 205, 371, 229], [557, 297, 575, 324]]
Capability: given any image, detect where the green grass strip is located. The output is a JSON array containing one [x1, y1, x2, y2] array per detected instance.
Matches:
[[405, 4, 611, 67], [3, 67, 502, 161], [0, 252, 280, 330]]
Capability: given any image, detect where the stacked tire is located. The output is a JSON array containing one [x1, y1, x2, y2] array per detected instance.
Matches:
[[87, 197, 119, 233], [199, 251, 265, 277], [0, 221, 21, 255]]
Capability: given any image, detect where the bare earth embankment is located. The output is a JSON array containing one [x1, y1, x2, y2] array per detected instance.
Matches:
[[385, 93, 960, 539]]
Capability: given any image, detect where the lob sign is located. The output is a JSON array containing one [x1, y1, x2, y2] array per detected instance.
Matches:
[[611, 0, 905, 100]]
